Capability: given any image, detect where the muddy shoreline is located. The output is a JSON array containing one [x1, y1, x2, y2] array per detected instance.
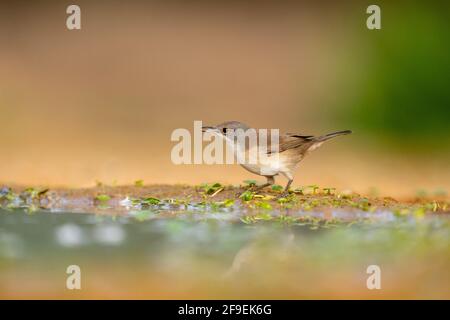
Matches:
[[1, 184, 448, 221]]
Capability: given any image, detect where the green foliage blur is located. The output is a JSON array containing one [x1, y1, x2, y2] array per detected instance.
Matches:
[[340, 2, 449, 151]]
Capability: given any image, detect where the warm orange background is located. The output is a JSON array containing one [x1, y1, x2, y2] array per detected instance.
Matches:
[[1, 1, 449, 197]]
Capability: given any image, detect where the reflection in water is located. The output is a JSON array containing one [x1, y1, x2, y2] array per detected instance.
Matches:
[[93, 225, 126, 246], [55, 223, 85, 248], [0, 231, 24, 259], [0, 209, 449, 299]]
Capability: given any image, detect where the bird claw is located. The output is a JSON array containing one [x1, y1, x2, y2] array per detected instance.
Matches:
[[277, 191, 290, 199], [235, 191, 244, 198]]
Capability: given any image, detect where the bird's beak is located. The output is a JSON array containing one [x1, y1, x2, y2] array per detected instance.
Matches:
[[201, 125, 217, 133]]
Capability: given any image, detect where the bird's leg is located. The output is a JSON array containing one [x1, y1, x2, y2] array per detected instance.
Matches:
[[253, 176, 275, 192], [279, 179, 293, 198], [284, 179, 293, 192]]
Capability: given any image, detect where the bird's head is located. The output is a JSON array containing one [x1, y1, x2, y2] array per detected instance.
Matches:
[[202, 121, 250, 135]]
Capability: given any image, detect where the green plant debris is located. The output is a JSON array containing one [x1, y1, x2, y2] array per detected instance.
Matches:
[[323, 187, 336, 195], [200, 183, 223, 195], [243, 180, 257, 187], [307, 185, 320, 194], [254, 201, 272, 210], [239, 190, 254, 201], [134, 180, 144, 187], [293, 187, 305, 195], [271, 184, 283, 192], [142, 197, 161, 205], [95, 194, 111, 202], [215, 199, 235, 208]]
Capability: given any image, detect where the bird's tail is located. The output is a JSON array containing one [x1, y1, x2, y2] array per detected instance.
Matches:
[[313, 130, 352, 142]]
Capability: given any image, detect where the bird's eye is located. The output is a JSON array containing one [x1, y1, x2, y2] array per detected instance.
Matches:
[[222, 128, 227, 134]]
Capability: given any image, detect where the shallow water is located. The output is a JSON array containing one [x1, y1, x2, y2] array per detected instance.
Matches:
[[0, 208, 449, 299]]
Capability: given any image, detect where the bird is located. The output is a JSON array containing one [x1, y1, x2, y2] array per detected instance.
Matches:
[[202, 121, 352, 196]]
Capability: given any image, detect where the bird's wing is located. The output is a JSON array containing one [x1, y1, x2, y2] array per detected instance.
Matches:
[[285, 133, 314, 139], [268, 133, 314, 154]]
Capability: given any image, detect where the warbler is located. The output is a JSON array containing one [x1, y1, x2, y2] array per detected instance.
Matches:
[[202, 121, 352, 195]]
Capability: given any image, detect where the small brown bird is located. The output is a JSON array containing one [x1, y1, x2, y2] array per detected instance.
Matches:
[[202, 121, 352, 196]]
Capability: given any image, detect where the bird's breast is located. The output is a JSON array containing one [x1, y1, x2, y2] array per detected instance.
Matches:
[[239, 153, 288, 176]]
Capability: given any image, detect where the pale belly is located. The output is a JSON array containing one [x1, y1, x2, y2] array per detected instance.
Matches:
[[233, 143, 302, 177], [239, 153, 293, 177], [240, 163, 280, 176]]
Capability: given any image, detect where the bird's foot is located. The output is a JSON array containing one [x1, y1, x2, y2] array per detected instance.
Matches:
[[276, 191, 291, 199], [235, 189, 247, 198]]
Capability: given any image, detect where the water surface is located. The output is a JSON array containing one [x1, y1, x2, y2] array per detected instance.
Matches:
[[1, 207, 449, 299]]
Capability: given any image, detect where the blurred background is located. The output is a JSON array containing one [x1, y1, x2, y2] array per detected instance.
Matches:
[[0, 0, 449, 197], [1, 1, 449, 300]]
